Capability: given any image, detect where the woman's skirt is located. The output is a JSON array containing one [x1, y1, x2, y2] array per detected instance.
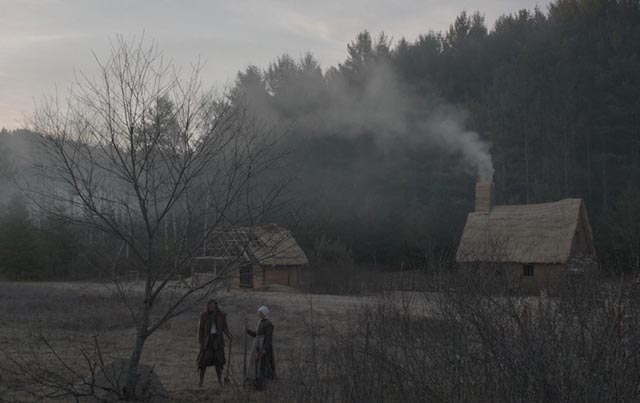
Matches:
[[246, 336, 263, 382], [246, 336, 276, 388]]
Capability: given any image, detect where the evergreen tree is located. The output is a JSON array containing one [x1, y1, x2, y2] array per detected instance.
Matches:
[[0, 195, 41, 279]]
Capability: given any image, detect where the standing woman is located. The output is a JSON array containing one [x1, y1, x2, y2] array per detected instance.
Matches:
[[197, 299, 232, 387], [246, 305, 276, 390]]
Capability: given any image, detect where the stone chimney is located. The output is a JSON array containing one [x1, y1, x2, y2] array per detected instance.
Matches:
[[475, 182, 495, 213]]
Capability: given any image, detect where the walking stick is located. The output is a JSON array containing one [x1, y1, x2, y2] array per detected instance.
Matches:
[[224, 335, 232, 384], [243, 317, 247, 384]]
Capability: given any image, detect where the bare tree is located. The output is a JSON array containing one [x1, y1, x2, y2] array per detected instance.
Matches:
[[27, 37, 286, 400]]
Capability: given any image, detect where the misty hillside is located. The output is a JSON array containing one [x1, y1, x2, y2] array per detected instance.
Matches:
[[2, 0, 640, 278]]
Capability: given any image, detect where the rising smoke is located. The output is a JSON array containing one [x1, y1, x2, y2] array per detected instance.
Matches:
[[237, 56, 494, 182], [424, 108, 495, 182]]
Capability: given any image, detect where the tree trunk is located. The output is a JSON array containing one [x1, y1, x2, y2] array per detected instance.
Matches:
[[602, 157, 608, 211], [586, 126, 592, 202], [563, 126, 572, 198], [524, 132, 530, 204], [124, 307, 150, 400]]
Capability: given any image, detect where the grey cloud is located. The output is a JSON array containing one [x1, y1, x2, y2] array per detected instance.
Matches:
[[0, 0, 546, 129]]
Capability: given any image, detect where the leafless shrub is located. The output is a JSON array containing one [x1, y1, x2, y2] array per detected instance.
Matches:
[[0, 331, 128, 402], [263, 297, 339, 402], [275, 270, 640, 402]]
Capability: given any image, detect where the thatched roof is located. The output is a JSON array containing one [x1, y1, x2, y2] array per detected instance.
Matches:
[[249, 224, 309, 266], [207, 224, 308, 266], [456, 198, 593, 264]]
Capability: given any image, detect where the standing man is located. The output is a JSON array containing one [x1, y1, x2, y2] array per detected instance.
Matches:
[[246, 305, 276, 390], [197, 299, 232, 387]]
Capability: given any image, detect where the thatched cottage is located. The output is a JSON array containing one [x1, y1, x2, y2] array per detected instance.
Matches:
[[456, 183, 597, 292], [192, 224, 309, 289]]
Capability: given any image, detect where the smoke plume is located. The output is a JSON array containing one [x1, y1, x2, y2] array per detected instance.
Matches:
[[238, 58, 494, 181]]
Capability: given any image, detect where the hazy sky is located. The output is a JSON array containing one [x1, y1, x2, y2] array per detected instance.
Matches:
[[1, 0, 545, 129]]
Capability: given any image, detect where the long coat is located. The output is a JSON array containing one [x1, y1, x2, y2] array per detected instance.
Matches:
[[197, 310, 230, 368], [246, 318, 276, 386]]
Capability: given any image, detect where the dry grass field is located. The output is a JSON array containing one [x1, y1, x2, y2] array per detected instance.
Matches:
[[0, 281, 433, 402], [3, 278, 640, 402]]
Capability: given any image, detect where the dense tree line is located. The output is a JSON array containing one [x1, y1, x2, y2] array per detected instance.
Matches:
[[0, 194, 79, 280], [229, 0, 640, 273], [1, 0, 640, 279], [0, 130, 81, 279]]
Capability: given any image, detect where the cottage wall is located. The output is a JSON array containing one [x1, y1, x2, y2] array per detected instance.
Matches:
[[263, 266, 301, 287], [229, 265, 304, 289], [463, 262, 567, 295], [503, 263, 566, 294], [263, 267, 287, 285], [230, 273, 239, 289], [254, 266, 264, 288], [228, 264, 264, 289]]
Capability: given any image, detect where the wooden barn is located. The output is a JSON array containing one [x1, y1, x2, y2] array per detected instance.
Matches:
[[456, 182, 597, 293], [192, 224, 309, 289]]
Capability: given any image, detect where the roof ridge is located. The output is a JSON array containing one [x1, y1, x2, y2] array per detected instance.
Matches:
[[491, 198, 583, 209], [457, 198, 590, 264]]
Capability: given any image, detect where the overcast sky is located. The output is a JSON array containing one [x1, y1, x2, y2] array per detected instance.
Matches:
[[1, 0, 546, 129]]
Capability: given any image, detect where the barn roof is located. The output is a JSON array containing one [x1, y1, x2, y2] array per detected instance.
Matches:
[[207, 224, 309, 266], [456, 198, 592, 264], [248, 224, 309, 266]]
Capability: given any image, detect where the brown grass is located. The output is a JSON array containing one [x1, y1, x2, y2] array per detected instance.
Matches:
[[4, 276, 638, 402], [0, 281, 428, 402]]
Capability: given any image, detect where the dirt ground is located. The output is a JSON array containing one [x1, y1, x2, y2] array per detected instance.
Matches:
[[0, 281, 434, 402]]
